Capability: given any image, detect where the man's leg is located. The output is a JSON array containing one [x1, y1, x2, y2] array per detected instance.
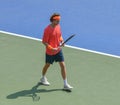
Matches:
[[40, 63, 51, 86], [42, 63, 50, 76], [59, 61, 73, 89], [59, 61, 66, 80]]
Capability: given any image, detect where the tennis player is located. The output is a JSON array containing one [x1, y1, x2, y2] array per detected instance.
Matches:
[[40, 13, 73, 90]]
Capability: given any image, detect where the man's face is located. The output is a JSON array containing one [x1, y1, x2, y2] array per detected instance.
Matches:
[[52, 20, 60, 25]]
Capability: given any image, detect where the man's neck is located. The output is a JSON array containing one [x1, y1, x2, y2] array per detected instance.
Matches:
[[50, 23, 58, 28]]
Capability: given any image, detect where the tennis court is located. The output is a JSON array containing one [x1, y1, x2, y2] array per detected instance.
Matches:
[[0, 32, 120, 105]]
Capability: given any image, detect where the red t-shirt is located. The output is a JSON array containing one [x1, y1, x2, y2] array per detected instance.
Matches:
[[42, 24, 63, 55]]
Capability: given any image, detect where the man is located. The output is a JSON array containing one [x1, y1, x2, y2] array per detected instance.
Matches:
[[40, 13, 73, 90]]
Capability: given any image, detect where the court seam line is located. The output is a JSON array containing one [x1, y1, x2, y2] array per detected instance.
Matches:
[[0, 30, 120, 59]]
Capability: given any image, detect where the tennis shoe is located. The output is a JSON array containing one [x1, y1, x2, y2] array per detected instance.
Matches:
[[40, 77, 50, 86], [63, 84, 73, 90]]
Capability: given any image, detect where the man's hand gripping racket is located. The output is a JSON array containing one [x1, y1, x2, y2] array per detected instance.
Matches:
[[53, 34, 75, 52], [60, 34, 75, 47]]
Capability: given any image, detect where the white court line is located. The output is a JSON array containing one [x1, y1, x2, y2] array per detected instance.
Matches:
[[0, 30, 41, 42], [0, 30, 120, 59]]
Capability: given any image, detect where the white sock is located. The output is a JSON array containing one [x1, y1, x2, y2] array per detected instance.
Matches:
[[64, 79, 68, 86], [42, 75, 45, 79]]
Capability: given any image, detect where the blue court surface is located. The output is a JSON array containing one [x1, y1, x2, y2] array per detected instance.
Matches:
[[0, 0, 120, 56]]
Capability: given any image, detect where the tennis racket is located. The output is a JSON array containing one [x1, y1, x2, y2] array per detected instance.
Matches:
[[60, 34, 75, 47]]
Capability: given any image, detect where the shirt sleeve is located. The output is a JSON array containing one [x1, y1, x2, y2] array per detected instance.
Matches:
[[59, 25, 63, 42], [60, 35, 63, 42], [42, 28, 49, 43]]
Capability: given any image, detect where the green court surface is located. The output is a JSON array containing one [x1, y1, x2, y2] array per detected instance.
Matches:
[[0, 32, 120, 105]]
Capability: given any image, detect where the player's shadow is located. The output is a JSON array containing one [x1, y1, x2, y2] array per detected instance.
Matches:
[[6, 83, 62, 101]]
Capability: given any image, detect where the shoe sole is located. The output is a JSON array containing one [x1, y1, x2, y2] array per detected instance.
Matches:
[[39, 82, 50, 86], [63, 88, 72, 92]]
